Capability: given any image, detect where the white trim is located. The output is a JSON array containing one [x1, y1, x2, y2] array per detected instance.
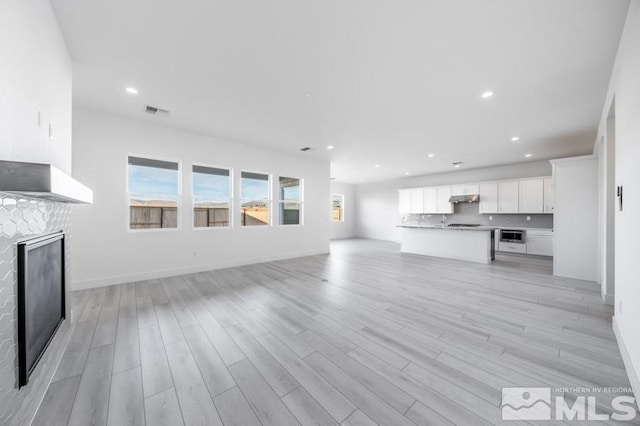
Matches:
[[612, 316, 640, 403], [549, 154, 598, 165], [191, 162, 233, 229], [602, 293, 615, 305], [70, 249, 330, 290], [126, 153, 182, 232]]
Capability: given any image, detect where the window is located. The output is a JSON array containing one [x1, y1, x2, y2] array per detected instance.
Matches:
[[279, 177, 302, 225], [128, 156, 180, 230], [193, 165, 231, 228], [240, 171, 270, 226], [332, 194, 344, 222]]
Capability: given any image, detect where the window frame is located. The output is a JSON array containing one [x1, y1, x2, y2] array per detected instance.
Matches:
[[239, 170, 272, 228], [332, 193, 345, 223], [278, 176, 303, 227], [126, 153, 182, 233], [191, 162, 233, 231]]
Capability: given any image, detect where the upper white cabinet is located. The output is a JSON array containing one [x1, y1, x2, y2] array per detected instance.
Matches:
[[400, 176, 552, 216], [398, 189, 411, 214], [543, 177, 554, 213], [478, 182, 498, 214], [518, 178, 544, 213], [498, 181, 519, 213], [409, 188, 424, 214], [451, 184, 479, 196], [422, 186, 437, 213], [436, 186, 453, 214]]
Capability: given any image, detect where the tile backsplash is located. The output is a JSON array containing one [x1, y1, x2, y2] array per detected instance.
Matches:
[[0, 192, 72, 425], [405, 201, 554, 229]]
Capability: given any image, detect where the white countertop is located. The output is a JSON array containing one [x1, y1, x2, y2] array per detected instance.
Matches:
[[397, 224, 497, 232], [497, 227, 554, 232]]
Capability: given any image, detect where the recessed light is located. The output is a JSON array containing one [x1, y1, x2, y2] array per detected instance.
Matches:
[[525, 153, 532, 158], [481, 91, 494, 99], [327, 145, 334, 150], [360, 178, 365, 182], [405, 172, 410, 175], [374, 164, 381, 168], [427, 153, 435, 158], [125, 87, 138, 95], [453, 162, 462, 168], [511, 136, 520, 142]]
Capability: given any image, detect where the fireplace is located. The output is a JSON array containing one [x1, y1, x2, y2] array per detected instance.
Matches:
[[17, 231, 66, 388]]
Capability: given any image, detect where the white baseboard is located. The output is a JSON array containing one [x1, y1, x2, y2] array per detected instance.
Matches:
[[70, 249, 329, 290], [612, 316, 640, 403], [602, 292, 615, 305]]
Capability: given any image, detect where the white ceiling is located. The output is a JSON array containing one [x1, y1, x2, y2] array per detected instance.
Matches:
[[51, 0, 629, 183]]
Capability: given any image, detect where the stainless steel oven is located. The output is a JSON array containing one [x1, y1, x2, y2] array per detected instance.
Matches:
[[500, 229, 526, 244]]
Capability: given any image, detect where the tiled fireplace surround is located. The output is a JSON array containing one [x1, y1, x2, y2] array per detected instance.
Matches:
[[0, 192, 72, 425]]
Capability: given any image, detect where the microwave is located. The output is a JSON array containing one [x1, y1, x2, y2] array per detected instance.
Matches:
[[500, 229, 526, 244]]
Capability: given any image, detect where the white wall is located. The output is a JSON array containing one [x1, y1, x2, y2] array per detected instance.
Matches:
[[551, 156, 598, 282], [594, 0, 640, 399], [71, 109, 330, 289], [0, 0, 72, 173], [355, 160, 553, 241], [330, 181, 356, 239], [0, 2, 74, 424]]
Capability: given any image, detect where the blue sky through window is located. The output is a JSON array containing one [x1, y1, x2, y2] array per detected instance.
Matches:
[[128, 165, 179, 198], [193, 172, 230, 199], [242, 176, 269, 200]]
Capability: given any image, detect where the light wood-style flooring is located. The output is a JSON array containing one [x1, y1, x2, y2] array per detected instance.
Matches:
[[31, 239, 637, 425]]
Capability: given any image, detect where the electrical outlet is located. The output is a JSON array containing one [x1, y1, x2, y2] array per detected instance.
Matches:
[[526, 216, 531, 221], [48, 123, 54, 140], [193, 251, 198, 258], [489, 216, 493, 221], [37, 111, 42, 127]]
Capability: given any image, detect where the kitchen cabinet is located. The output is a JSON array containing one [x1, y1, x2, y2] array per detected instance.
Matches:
[[518, 178, 544, 213], [479, 182, 498, 214], [451, 184, 479, 196], [543, 177, 554, 213], [436, 186, 453, 214], [409, 188, 424, 213], [526, 230, 553, 256], [498, 181, 519, 213], [422, 186, 437, 213], [398, 189, 411, 214], [498, 241, 527, 253]]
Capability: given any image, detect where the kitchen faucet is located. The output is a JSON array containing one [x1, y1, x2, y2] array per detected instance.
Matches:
[[440, 215, 447, 226]]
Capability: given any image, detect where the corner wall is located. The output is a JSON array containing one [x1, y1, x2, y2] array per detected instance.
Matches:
[[0, 0, 72, 174], [594, 0, 640, 399], [71, 109, 331, 290], [0, 1, 74, 423]]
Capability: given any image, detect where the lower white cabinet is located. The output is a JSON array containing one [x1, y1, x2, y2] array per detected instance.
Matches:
[[498, 242, 527, 253], [526, 231, 553, 256]]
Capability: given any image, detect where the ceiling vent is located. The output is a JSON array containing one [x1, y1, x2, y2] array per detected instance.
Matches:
[[144, 105, 170, 116], [300, 147, 313, 152]]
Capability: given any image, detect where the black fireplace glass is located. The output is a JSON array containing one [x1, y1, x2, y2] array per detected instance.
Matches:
[[18, 232, 65, 387]]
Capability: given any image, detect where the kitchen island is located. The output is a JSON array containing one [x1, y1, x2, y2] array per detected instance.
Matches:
[[398, 224, 496, 264]]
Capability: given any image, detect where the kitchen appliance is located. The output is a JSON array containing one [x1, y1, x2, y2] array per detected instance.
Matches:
[[448, 194, 480, 203], [500, 229, 526, 243]]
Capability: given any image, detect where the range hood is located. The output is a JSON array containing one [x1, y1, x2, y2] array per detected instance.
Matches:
[[448, 194, 479, 203], [0, 161, 93, 204]]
